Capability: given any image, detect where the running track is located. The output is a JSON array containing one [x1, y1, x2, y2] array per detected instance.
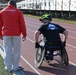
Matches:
[[0, 15, 76, 75]]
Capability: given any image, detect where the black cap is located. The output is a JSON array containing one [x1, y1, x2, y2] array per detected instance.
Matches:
[[8, 0, 16, 7]]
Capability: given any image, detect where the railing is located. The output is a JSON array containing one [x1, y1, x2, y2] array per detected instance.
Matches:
[[0, 3, 8, 9]]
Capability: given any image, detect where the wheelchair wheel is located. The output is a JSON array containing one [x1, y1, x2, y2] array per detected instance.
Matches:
[[35, 47, 45, 68], [61, 47, 69, 66]]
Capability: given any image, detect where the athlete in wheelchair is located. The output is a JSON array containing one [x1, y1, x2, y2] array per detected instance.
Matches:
[[34, 14, 69, 68]]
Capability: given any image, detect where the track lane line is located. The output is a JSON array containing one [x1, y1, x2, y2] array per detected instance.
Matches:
[[21, 56, 41, 75], [26, 20, 76, 30], [27, 24, 76, 34], [0, 45, 26, 75], [66, 43, 76, 49], [26, 37, 76, 66], [0, 44, 41, 75], [27, 23, 76, 39], [27, 28, 76, 40], [27, 28, 76, 48]]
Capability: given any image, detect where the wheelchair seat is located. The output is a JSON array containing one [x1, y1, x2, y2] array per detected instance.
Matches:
[[45, 41, 63, 50], [44, 41, 62, 61]]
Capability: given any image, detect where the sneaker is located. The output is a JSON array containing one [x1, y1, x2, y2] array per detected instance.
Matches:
[[13, 66, 23, 72], [5, 66, 12, 73], [12, 71, 18, 75]]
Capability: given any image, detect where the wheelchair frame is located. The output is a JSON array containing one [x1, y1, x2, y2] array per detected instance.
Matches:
[[35, 40, 69, 68]]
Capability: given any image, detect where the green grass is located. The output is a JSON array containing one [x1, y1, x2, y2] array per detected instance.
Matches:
[[53, 18, 76, 24], [24, 14, 76, 25], [0, 55, 13, 75]]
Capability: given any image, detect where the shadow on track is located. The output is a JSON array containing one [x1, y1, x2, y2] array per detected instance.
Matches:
[[23, 71, 39, 75], [39, 63, 76, 75]]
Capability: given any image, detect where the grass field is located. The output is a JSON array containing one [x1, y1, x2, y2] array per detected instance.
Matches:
[[0, 55, 13, 75], [53, 18, 76, 24]]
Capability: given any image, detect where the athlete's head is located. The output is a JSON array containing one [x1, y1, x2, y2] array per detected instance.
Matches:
[[39, 14, 52, 23], [8, 0, 16, 7]]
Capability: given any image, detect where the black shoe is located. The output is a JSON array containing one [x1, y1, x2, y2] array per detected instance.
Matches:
[[13, 66, 23, 72]]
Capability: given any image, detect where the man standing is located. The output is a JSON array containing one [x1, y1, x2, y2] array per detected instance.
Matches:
[[0, 0, 27, 72]]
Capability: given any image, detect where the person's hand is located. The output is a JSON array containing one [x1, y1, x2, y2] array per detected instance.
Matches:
[[0, 36, 3, 40], [22, 36, 26, 41], [35, 43, 40, 48], [63, 41, 66, 47]]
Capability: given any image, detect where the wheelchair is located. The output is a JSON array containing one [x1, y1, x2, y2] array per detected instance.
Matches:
[[35, 39, 69, 68]]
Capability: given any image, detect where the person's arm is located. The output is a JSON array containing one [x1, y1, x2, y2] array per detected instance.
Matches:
[[34, 30, 40, 43], [58, 24, 68, 47], [0, 26, 3, 40], [0, 13, 3, 40], [34, 24, 44, 48], [62, 29, 68, 47], [18, 10, 27, 41], [63, 29, 68, 42], [34, 30, 41, 48], [58, 24, 68, 42]]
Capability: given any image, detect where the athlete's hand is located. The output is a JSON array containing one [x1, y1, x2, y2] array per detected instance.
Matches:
[[63, 41, 66, 47], [35, 43, 40, 48], [0, 36, 3, 40]]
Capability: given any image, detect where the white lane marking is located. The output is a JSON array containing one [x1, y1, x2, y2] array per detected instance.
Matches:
[[0, 45, 25, 75], [27, 24, 76, 40], [68, 36, 76, 40], [66, 43, 76, 49], [27, 23, 76, 31], [21, 56, 41, 75], [26, 37, 76, 66], [0, 45, 41, 75], [27, 24, 38, 27], [27, 24, 38, 28], [27, 28, 76, 48], [69, 49, 73, 51], [27, 29, 35, 32], [69, 61, 76, 66], [68, 30, 76, 34], [27, 38, 34, 43], [27, 27, 76, 40], [26, 20, 76, 30], [27, 23, 76, 35], [63, 25, 76, 30]]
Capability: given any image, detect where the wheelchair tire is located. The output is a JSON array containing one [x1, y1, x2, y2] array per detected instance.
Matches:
[[61, 47, 69, 66], [35, 47, 45, 68]]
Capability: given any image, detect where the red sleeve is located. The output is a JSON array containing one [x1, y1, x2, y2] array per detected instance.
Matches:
[[18, 10, 27, 37], [0, 13, 3, 36]]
